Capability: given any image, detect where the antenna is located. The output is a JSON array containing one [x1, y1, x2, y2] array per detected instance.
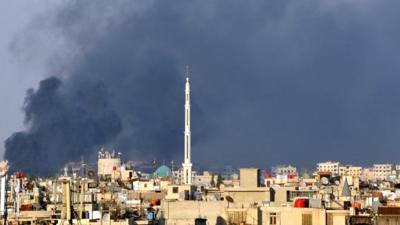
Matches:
[[186, 65, 190, 79]]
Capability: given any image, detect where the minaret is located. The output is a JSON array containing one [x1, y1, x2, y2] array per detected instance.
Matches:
[[182, 68, 192, 185]]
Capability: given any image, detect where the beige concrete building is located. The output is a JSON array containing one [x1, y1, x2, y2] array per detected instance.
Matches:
[[240, 168, 260, 188], [269, 187, 317, 207], [261, 207, 349, 225], [97, 150, 121, 180], [326, 210, 350, 225], [218, 168, 270, 208], [132, 180, 156, 192], [340, 175, 359, 188], [361, 167, 375, 180], [160, 201, 261, 225], [373, 163, 392, 180], [165, 184, 195, 200], [316, 161, 340, 175], [160, 201, 351, 225], [193, 171, 214, 187], [261, 207, 325, 225], [160, 201, 229, 225], [338, 165, 362, 177], [223, 187, 270, 208]]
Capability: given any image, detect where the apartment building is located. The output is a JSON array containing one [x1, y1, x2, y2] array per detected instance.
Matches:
[[338, 165, 362, 177], [316, 161, 340, 175], [373, 164, 392, 180], [272, 165, 298, 176]]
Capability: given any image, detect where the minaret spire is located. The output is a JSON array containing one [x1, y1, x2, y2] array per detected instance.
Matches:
[[182, 66, 192, 185]]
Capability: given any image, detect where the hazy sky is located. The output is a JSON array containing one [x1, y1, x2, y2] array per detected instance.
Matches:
[[2, 1, 400, 174], [0, 2, 54, 158]]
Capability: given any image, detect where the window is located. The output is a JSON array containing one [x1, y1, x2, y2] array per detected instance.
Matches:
[[186, 110, 189, 125], [173, 187, 179, 193], [186, 136, 189, 156], [268, 212, 279, 225], [302, 214, 312, 225]]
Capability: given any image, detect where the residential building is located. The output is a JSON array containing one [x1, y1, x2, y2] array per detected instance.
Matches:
[[373, 164, 392, 180], [193, 171, 214, 187], [272, 165, 298, 176], [361, 167, 374, 180], [338, 165, 362, 177], [316, 161, 340, 175]]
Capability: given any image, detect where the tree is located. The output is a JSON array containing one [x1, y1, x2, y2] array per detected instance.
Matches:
[[216, 173, 223, 189], [210, 174, 215, 187], [301, 168, 310, 179]]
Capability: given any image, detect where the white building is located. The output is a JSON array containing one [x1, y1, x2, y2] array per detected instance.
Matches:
[[395, 164, 400, 171], [316, 161, 340, 175], [173, 168, 196, 185], [97, 150, 121, 180], [193, 171, 214, 187], [395, 164, 400, 179], [272, 165, 298, 176], [373, 164, 392, 180]]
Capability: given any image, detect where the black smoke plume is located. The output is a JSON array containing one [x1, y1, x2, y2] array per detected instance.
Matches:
[[5, 77, 122, 175], [5, 0, 400, 175]]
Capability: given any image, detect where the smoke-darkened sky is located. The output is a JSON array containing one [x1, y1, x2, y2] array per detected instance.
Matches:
[[0, 1, 60, 157], [2, 0, 400, 175]]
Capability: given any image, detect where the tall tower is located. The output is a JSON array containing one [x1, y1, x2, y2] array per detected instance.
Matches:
[[182, 68, 192, 185]]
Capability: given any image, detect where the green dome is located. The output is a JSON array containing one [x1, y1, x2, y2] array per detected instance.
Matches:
[[154, 165, 172, 178]]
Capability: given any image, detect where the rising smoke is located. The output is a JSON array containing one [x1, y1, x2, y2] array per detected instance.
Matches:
[[5, 77, 122, 175], [5, 0, 400, 175]]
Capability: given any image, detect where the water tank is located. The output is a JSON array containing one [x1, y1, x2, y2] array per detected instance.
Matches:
[[147, 211, 155, 221], [150, 199, 160, 206], [294, 198, 309, 208]]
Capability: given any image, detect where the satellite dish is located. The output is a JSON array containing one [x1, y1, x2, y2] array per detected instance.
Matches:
[[335, 180, 340, 185], [321, 177, 329, 185]]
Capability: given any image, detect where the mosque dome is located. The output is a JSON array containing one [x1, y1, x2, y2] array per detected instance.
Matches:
[[154, 165, 172, 178]]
